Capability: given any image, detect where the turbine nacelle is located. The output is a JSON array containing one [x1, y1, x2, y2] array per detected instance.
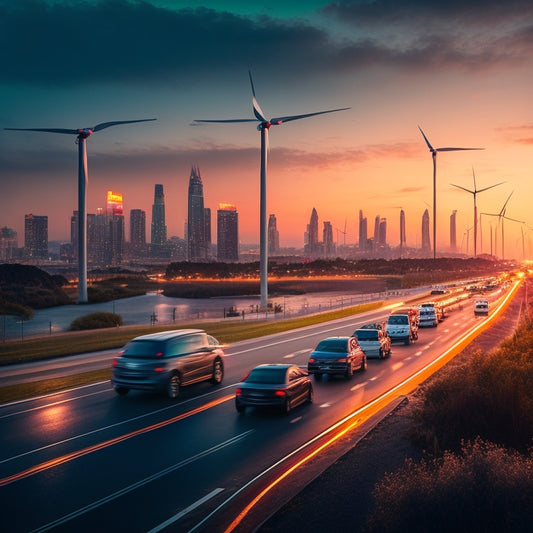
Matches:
[[77, 128, 93, 138]]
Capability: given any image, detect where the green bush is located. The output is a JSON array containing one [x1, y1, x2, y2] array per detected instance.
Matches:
[[368, 439, 533, 533], [70, 312, 123, 331]]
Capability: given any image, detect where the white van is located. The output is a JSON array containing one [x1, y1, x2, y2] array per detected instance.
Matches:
[[474, 299, 489, 315]]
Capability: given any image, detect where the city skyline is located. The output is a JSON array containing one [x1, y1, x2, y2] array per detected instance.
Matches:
[[2, 1, 532, 260]]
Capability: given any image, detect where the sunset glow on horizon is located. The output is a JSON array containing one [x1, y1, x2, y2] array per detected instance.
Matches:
[[1, 1, 532, 260]]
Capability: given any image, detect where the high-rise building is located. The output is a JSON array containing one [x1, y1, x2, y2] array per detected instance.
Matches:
[[151, 184, 167, 256], [0, 227, 18, 261], [323, 221, 334, 257], [204, 207, 212, 258], [188, 166, 209, 261], [358, 210, 367, 251], [130, 209, 146, 256], [450, 210, 457, 252], [373, 215, 380, 250], [421, 209, 431, 252], [305, 208, 320, 257], [268, 214, 280, 254], [217, 203, 238, 261], [378, 218, 387, 246], [105, 190, 124, 265], [400, 210, 406, 248], [24, 214, 48, 259]]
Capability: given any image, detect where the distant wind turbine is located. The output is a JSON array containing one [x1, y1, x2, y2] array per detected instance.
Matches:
[[5, 119, 156, 303], [450, 168, 503, 257], [418, 126, 484, 259], [195, 72, 349, 310], [481, 192, 523, 260]]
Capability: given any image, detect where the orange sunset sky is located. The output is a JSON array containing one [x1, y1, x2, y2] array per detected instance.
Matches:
[[1, 1, 532, 260]]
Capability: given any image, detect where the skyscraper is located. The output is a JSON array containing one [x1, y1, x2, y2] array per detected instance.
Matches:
[[105, 190, 124, 265], [378, 218, 387, 246], [400, 210, 406, 249], [268, 214, 280, 254], [0, 227, 18, 261], [374, 215, 380, 246], [450, 210, 457, 252], [188, 166, 209, 261], [305, 208, 320, 257], [130, 209, 146, 256], [358, 210, 367, 251], [24, 214, 48, 259], [151, 184, 167, 256], [421, 209, 431, 252], [323, 221, 334, 257], [217, 203, 238, 261]]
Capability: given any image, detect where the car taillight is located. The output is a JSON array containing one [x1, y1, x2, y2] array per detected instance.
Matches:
[[112, 359, 118, 366], [337, 357, 347, 362], [308, 358, 316, 363], [154, 367, 165, 372], [236, 388, 242, 396], [274, 390, 286, 397]]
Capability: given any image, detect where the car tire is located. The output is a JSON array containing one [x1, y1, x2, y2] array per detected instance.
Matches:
[[360, 356, 367, 372], [167, 373, 181, 399], [404, 337, 411, 345], [345, 363, 354, 380], [236, 402, 245, 414], [387, 348, 392, 358], [307, 386, 314, 403], [379, 348, 384, 360], [114, 387, 129, 396], [283, 398, 291, 414], [211, 359, 224, 384]]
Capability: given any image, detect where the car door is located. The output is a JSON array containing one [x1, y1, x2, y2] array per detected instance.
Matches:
[[287, 366, 307, 406]]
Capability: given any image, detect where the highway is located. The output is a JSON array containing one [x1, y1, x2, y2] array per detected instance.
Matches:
[[0, 283, 519, 533]]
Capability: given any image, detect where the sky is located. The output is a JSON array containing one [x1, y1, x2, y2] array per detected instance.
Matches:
[[1, 0, 532, 260]]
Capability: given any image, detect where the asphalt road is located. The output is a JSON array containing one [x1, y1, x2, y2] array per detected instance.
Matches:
[[0, 286, 513, 533]]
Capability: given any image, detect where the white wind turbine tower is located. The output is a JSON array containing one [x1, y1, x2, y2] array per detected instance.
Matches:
[[5, 119, 156, 303], [418, 126, 484, 259], [196, 73, 349, 310], [450, 168, 503, 257]]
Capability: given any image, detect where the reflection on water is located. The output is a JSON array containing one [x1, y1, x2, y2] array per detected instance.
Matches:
[[1, 288, 426, 341]]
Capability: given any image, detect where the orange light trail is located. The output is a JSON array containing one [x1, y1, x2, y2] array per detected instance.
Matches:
[[0, 394, 233, 487]]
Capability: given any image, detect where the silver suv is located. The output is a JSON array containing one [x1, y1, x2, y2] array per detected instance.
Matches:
[[111, 329, 224, 399]]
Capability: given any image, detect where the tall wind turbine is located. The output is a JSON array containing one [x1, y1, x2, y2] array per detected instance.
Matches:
[[450, 168, 503, 257], [195, 73, 349, 310], [481, 192, 523, 260], [5, 119, 156, 303], [418, 126, 483, 259]]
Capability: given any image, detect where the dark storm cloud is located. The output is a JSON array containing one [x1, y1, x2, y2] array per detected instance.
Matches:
[[1, 0, 529, 87], [322, 0, 533, 26]]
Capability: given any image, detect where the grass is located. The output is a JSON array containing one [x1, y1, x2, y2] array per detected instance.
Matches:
[[0, 301, 384, 404]]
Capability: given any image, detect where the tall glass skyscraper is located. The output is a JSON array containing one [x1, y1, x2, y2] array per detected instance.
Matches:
[[188, 166, 209, 261], [130, 209, 146, 256], [305, 208, 319, 257], [24, 214, 48, 259], [268, 214, 279, 254], [217, 203, 238, 261], [151, 184, 167, 256], [422, 208, 431, 252]]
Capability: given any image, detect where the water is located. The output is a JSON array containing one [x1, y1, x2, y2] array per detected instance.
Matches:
[[0, 287, 427, 341]]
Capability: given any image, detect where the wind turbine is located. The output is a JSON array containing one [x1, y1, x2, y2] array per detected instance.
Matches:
[[195, 73, 349, 310], [418, 126, 484, 259], [481, 192, 523, 260], [450, 168, 503, 257], [5, 119, 156, 303]]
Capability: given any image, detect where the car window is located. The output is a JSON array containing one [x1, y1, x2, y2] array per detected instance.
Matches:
[[289, 367, 302, 381], [123, 340, 165, 358], [246, 368, 287, 384], [166, 335, 204, 357], [207, 334, 220, 346], [315, 339, 347, 352], [388, 315, 408, 325], [355, 330, 378, 340]]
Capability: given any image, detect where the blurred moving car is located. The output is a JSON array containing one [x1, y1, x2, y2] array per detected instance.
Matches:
[[387, 311, 418, 345], [111, 329, 224, 399], [308, 336, 367, 379], [418, 302, 442, 327], [474, 298, 489, 315], [354, 327, 391, 359], [235, 364, 313, 414]]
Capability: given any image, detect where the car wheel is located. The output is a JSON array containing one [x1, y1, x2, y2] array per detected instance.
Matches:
[[114, 387, 129, 396], [282, 398, 291, 414], [307, 386, 313, 404], [345, 363, 354, 380], [387, 348, 392, 358], [379, 348, 384, 360], [167, 373, 181, 399], [360, 356, 367, 372], [211, 359, 224, 384], [404, 337, 411, 345], [236, 402, 245, 414]]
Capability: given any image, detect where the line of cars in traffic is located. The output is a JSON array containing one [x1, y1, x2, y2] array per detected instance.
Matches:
[[110, 299, 450, 415]]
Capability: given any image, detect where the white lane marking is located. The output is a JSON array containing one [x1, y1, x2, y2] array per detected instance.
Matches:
[[350, 383, 366, 392], [392, 362, 404, 371], [283, 348, 312, 359], [147, 488, 224, 533], [405, 357, 413, 362], [290, 416, 303, 424], [319, 403, 331, 408], [444, 329, 449, 333], [29, 431, 253, 533], [1, 384, 237, 466], [370, 376, 379, 381], [415, 351, 423, 356]]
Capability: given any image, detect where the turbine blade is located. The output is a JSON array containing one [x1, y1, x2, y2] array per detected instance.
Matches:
[[248, 72, 267, 122], [502, 215, 524, 224], [194, 119, 258, 123], [476, 182, 505, 194], [472, 167, 477, 190], [500, 191, 513, 214], [4, 127, 78, 134], [436, 147, 484, 152], [270, 107, 350, 125], [450, 183, 474, 194], [418, 126, 434, 151], [92, 119, 156, 132]]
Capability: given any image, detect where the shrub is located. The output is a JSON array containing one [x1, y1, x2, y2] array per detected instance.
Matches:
[[70, 312, 123, 331], [367, 439, 533, 533]]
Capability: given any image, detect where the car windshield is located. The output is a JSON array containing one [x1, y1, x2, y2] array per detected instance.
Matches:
[[355, 330, 378, 340], [123, 340, 166, 358], [315, 339, 347, 352], [246, 368, 287, 384], [388, 315, 408, 325]]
